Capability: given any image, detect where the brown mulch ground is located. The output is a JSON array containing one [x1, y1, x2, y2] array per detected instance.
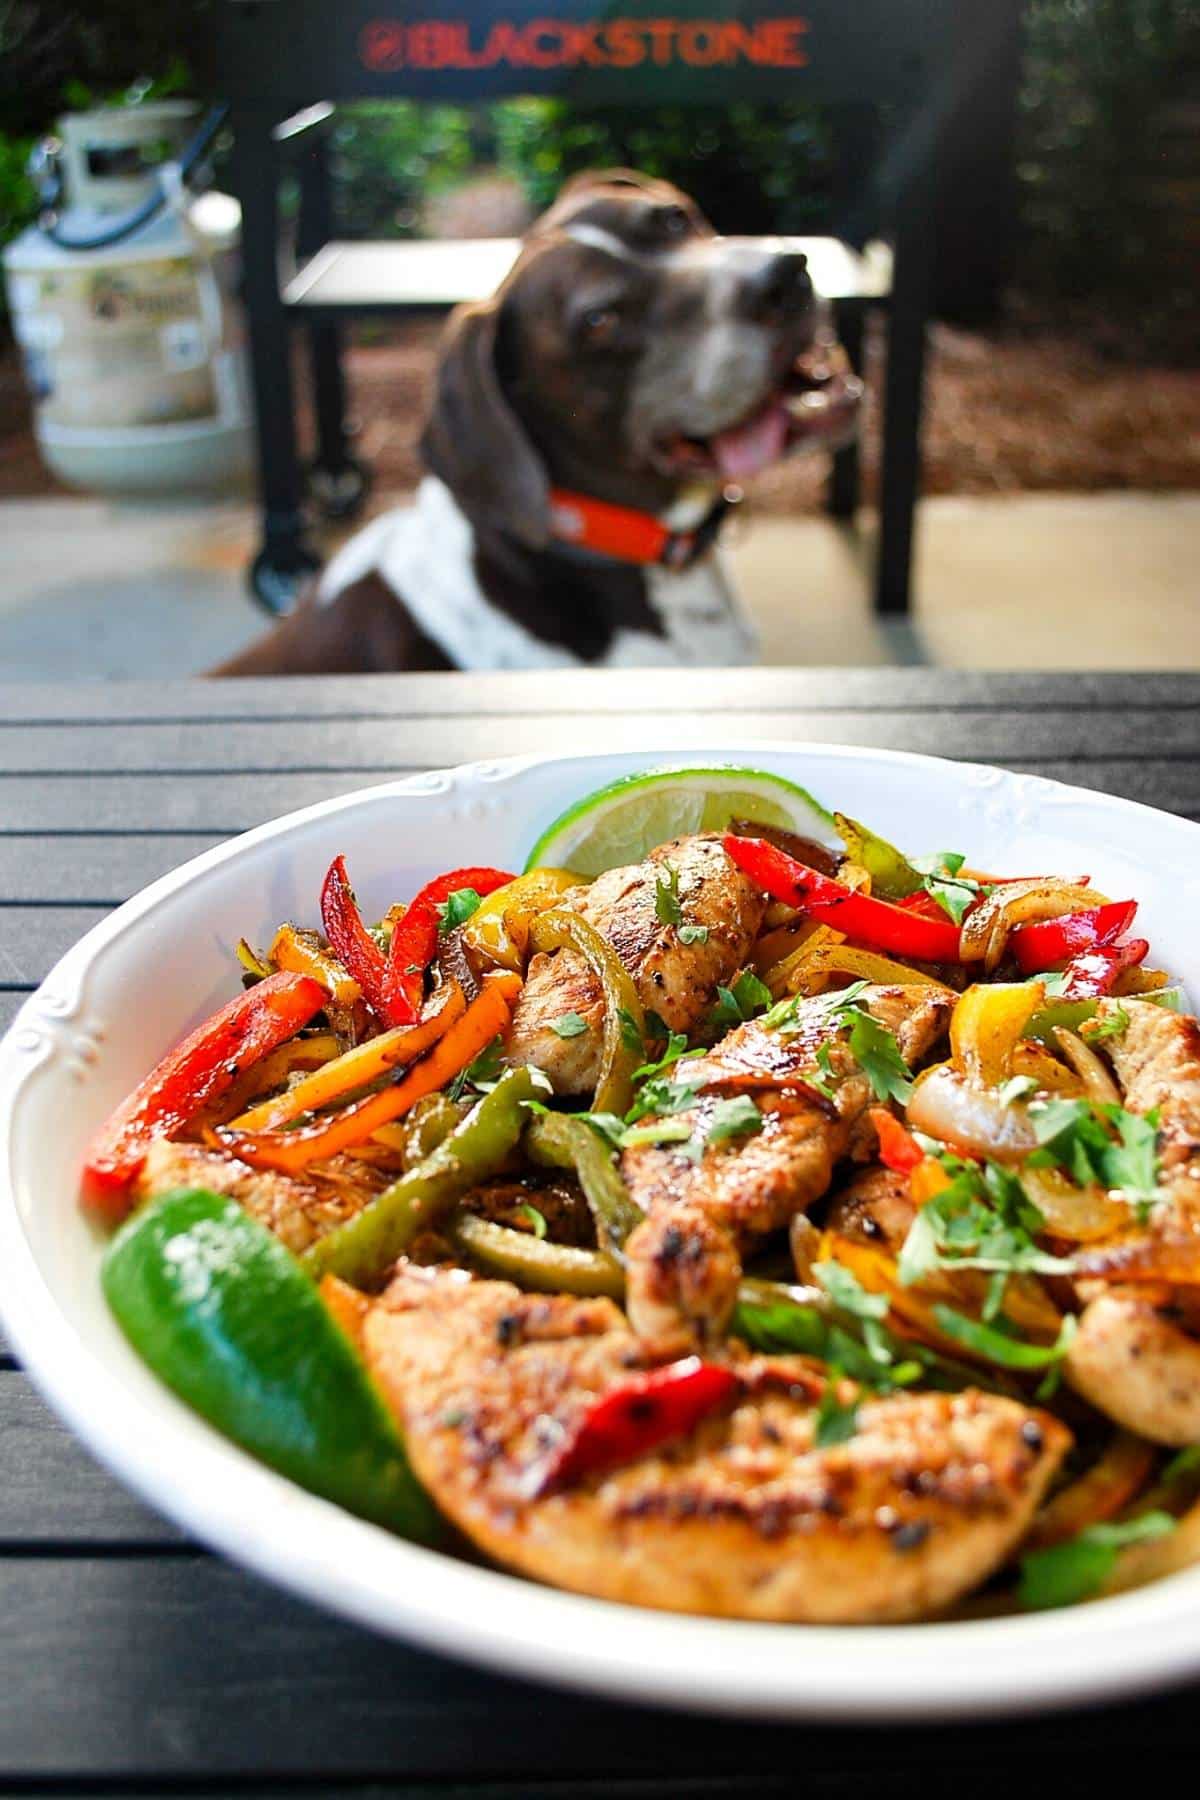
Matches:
[[3, 315, 1198, 505]]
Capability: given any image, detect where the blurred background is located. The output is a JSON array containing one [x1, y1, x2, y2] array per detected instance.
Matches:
[[0, 0, 1197, 677]]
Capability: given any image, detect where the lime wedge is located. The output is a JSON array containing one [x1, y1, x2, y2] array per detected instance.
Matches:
[[102, 1186, 440, 1542], [524, 764, 836, 876]]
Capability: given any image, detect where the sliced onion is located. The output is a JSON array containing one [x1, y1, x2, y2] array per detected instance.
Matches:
[[1020, 1165, 1129, 1242], [959, 880, 1109, 974], [907, 1064, 1038, 1161], [1052, 1027, 1121, 1106]]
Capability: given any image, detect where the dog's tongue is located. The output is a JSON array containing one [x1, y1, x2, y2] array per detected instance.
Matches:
[[711, 399, 790, 480]]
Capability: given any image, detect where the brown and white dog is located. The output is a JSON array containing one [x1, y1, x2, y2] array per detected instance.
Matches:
[[216, 170, 859, 677]]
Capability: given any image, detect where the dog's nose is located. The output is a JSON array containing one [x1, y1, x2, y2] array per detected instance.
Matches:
[[741, 250, 812, 321]]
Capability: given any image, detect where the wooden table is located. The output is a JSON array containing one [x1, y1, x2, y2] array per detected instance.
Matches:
[[2, 667, 1199, 1793]]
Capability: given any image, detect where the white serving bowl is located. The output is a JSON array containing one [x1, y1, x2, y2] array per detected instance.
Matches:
[[3, 743, 1200, 1720]]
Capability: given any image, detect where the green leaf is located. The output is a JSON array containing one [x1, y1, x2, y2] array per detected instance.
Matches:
[[575, 1111, 628, 1149], [931, 1305, 1077, 1370], [813, 1258, 889, 1322], [436, 887, 483, 935], [1028, 1097, 1161, 1207], [923, 875, 978, 925], [814, 1377, 860, 1448], [447, 1035, 506, 1100], [705, 1096, 763, 1145], [1082, 1005, 1130, 1043], [998, 1074, 1038, 1107], [707, 968, 772, 1033], [806, 1041, 839, 1100], [847, 1009, 913, 1105], [654, 863, 683, 926], [1019, 1512, 1175, 1611], [678, 923, 709, 945], [617, 1007, 644, 1056], [550, 1011, 588, 1039], [516, 1203, 548, 1239]]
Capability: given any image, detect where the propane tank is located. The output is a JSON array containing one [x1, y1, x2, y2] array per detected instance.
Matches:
[[2, 101, 253, 495]]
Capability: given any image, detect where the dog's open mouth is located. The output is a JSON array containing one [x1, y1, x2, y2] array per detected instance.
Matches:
[[655, 350, 862, 482]]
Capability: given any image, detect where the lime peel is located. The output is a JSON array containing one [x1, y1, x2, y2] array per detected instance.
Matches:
[[524, 765, 836, 876]]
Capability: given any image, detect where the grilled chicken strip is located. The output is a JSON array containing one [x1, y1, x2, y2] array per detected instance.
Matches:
[[133, 1138, 382, 1257], [506, 834, 765, 1093], [621, 985, 952, 1350], [1064, 998, 1200, 1442], [364, 1263, 1069, 1623]]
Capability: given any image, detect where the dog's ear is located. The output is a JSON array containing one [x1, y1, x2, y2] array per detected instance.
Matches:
[[420, 297, 550, 549]]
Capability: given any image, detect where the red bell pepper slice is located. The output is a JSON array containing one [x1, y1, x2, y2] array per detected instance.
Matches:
[[533, 1357, 740, 1495], [81, 969, 326, 1222], [870, 1106, 925, 1175], [320, 855, 391, 1021], [383, 865, 515, 1024], [1056, 937, 1149, 1001], [1011, 899, 1138, 974], [723, 835, 963, 963]]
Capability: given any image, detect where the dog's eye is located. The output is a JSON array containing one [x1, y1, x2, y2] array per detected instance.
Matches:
[[580, 305, 621, 344], [657, 206, 691, 240]]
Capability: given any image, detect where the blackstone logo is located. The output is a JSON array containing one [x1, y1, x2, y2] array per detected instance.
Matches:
[[359, 15, 810, 72]]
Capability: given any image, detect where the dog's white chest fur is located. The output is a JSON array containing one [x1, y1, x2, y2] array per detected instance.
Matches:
[[317, 478, 758, 671]]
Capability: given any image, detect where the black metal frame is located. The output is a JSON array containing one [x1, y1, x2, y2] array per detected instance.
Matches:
[[219, 0, 946, 618]]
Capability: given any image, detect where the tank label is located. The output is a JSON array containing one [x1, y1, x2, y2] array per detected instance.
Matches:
[[8, 258, 222, 428]]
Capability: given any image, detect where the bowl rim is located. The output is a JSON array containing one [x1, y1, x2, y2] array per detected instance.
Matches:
[[5, 738, 1200, 1723]]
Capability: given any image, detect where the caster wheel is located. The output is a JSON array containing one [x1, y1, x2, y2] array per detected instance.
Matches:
[[307, 455, 373, 522], [248, 545, 322, 618]]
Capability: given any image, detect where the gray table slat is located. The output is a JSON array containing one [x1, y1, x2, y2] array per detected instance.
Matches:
[[3, 758, 1199, 840], [0, 834, 226, 903], [4, 708, 1200, 777], [2, 667, 1197, 723], [0, 1554, 1190, 1782], [0, 1373, 184, 1545], [0, 906, 111, 985]]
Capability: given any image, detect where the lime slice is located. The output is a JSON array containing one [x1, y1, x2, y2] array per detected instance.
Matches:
[[102, 1186, 439, 1542], [524, 764, 836, 876]]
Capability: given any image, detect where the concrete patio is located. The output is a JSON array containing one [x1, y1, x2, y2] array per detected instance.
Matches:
[[2, 489, 1197, 680]]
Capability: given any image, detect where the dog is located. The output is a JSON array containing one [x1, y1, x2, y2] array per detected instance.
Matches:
[[215, 170, 860, 677]]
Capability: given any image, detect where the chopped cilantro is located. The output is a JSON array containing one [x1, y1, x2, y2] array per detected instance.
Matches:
[[733, 1294, 925, 1392], [931, 1305, 1077, 1370], [1082, 1005, 1130, 1043], [1019, 1512, 1175, 1611], [447, 1035, 507, 1100], [678, 922, 709, 945], [574, 1110, 628, 1149], [550, 1011, 588, 1039], [1028, 1097, 1161, 1210], [437, 887, 483, 935], [997, 1074, 1037, 1107], [654, 863, 683, 926], [814, 1375, 860, 1447], [813, 1259, 889, 1323], [705, 1096, 763, 1145], [846, 1008, 913, 1104], [643, 1007, 671, 1040], [897, 1157, 1075, 1289], [708, 968, 772, 1033], [765, 981, 913, 1103], [911, 852, 986, 924], [807, 1042, 840, 1101], [516, 1203, 548, 1239], [617, 1007, 644, 1055]]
